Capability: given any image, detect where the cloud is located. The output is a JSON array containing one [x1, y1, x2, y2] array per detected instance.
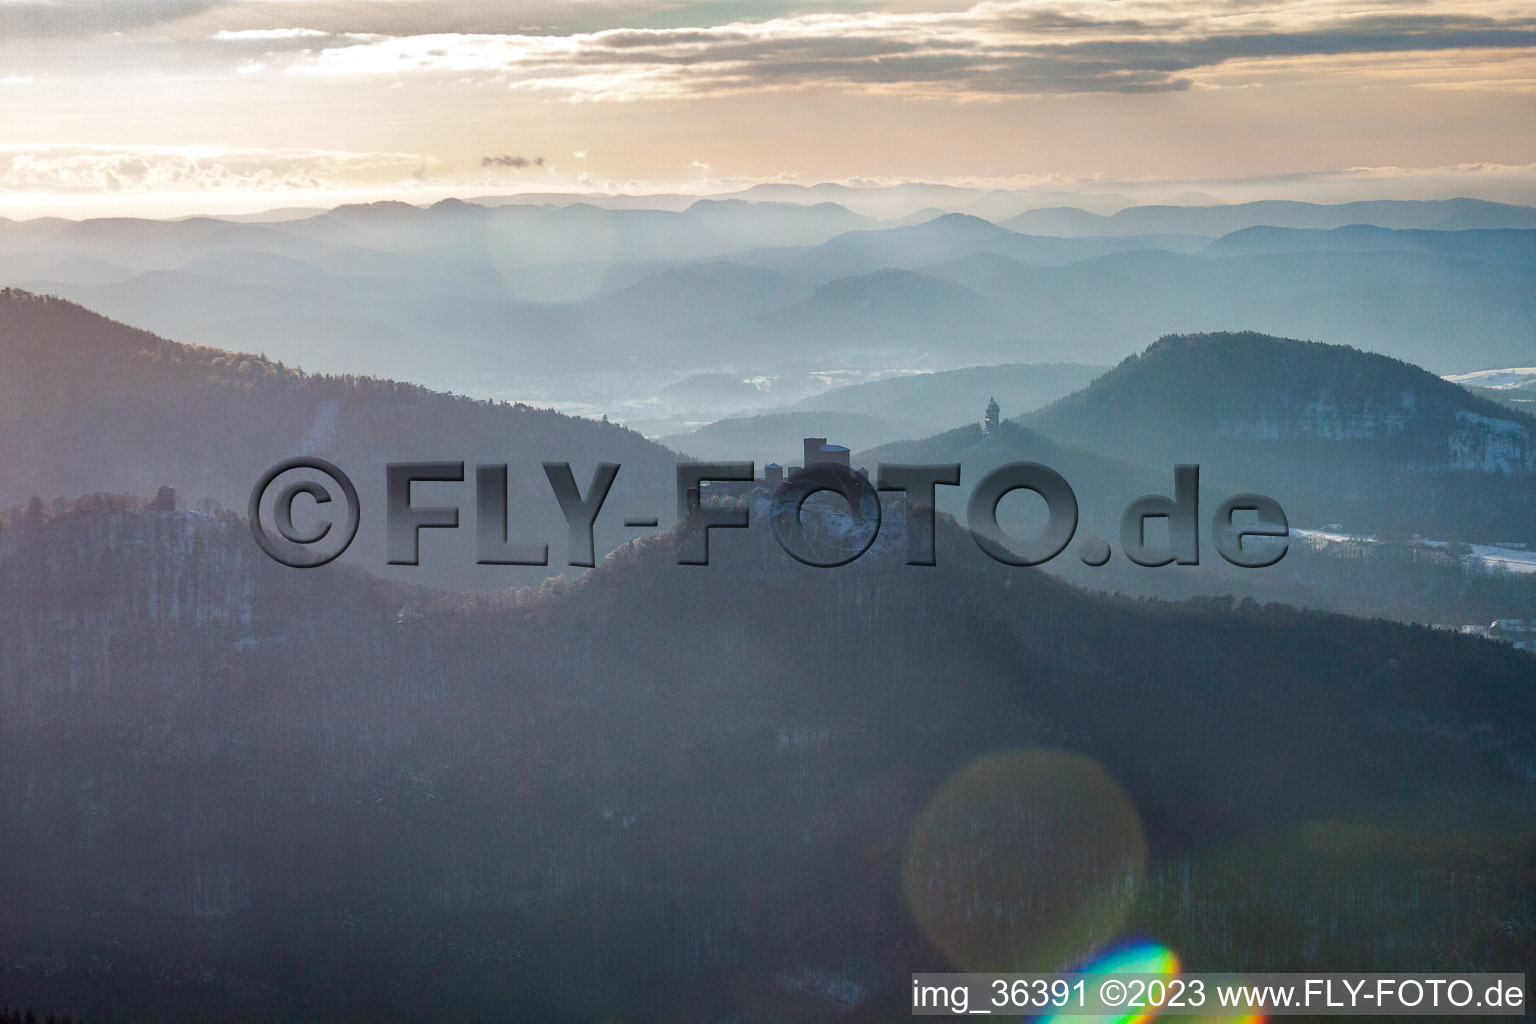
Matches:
[[214, 27, 330, 41], [0, 144, 446, 193], [0, 0, 222, 37], [158, 0, 705, 41], [480, 154, 545, 168], [272, 0, 1536, 98]]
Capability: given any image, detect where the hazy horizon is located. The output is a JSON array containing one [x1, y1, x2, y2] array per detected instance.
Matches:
[[3, 0, 1535, 219]]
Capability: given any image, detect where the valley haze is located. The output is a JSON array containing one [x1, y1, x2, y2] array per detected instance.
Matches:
[[2, 1, 1535, 1021]]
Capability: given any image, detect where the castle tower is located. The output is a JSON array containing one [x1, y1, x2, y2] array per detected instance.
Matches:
[[816, 443, 850, 469]]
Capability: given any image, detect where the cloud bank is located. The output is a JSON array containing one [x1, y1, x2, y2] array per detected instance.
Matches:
[[0, 144, 444, 193], [258, 0, 1536, 98]]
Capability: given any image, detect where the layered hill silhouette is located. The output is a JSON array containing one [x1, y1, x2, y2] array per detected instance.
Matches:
[[9, 289, 1530, 610], [784, 361, 1102, 422], [0, 489, 1531, 1021], [0, 290, 679, 589], [853, 416, 1536, 622], [856, 419, 1166, 540], [1006, 197, 1536, 236], [1203, 224, 1536, 267], [726, 212, 1208, 278], [6, 197, 1535, 390], [1024, 332, 1536, 544], [6, 186, 1536, 1024], [926, 246, 1536, 371], [662, 410, 901, 465], [0, 198, 876, 268]]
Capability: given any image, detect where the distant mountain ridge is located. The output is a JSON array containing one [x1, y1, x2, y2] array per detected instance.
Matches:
[[1, 198, 878, 266], [926, 247, 1536, 371], [6, 196, 1536, 384], [728, 212, 1211, 280], [782, 362, 1105, 426], [1450, 368, 1536, 416], [661, 411, 901, 466], [1204, 225, 1536, 267], [1007, 198, 1536, 237]]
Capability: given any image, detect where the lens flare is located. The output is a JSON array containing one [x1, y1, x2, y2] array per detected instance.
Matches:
[[1033, 940, 1267, 1024], [1031, 939, 1179, 1024], [904, 749, 1147, 972]]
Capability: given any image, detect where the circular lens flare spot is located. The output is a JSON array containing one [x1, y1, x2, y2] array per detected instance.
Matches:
[[904, 749, 1147, 972]]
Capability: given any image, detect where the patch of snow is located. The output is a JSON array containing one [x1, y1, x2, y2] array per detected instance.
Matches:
[[1445, 367, 1536, 390], [1294, 527, 1536, 575], [1449, 410, 1533, 472]]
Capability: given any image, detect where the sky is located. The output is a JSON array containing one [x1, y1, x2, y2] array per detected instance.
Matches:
[[2, 0, 1535, 218]]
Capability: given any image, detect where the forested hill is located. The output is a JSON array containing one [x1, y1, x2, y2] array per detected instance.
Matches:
[[1024, 331, 1536, 543], [0, 289, 680, 589], [1, 492, 1531, 1021], [855, 418, 1167, 541], [1031, 331, 1536, 453]]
